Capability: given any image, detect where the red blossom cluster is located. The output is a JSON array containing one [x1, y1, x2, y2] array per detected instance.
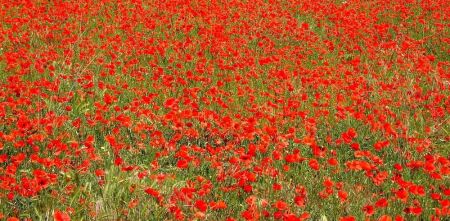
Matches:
[[0, 0, 449, 220]]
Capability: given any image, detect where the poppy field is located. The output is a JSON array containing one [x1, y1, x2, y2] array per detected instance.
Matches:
[[0, 0, 449, 220]]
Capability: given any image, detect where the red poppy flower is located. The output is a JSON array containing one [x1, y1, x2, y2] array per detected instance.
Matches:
[[195, 200, 208, 212], [53, 210, 70, 221]]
